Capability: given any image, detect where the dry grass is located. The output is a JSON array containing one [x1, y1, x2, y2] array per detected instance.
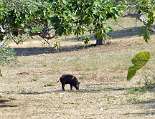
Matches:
[[1, 18, 155, 119]]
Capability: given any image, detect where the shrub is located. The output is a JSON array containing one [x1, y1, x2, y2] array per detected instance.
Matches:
[[0, 47, 16, 65]]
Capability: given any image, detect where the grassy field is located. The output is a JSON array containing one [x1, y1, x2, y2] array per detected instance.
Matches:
[[0, 17, 155, 119]]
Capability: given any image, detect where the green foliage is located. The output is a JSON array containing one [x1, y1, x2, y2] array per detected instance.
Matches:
[[127, 51, 151, 80], [127, 87, 147, 94], [0, 0, 6, 22], [51, 0, 126, 42], [141, 26, 151, 42], [0, 0, 126, 45], [0, 0, 153, 45], [0, 0, 52, 43], [0, 47, 16, 65], [128, 0, 155, 41], [126, 0, 155, 80], [83, 36, 90, 45], [51, 0, 73, 35]]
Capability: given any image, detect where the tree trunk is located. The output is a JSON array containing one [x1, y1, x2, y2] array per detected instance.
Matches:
[[0, 69, 2, 77], [94, 34, 105, 45], [96, 39, 103, 45]]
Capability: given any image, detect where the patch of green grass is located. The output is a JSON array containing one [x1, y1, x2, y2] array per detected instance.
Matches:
[[127, 83, 155, 95], [127, 87, 147, 94]]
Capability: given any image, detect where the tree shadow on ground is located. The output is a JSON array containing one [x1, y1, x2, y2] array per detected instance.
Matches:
[[0, 98, 17, 108], [1, 83, 148, 95], [123, 99, 155, 116], [109, 25, 155, 39], [77, 87, 127, 93], [14, 44, 96, 56], [18, 90, 53, 95], [140, 99, 155, 109], [108, 25, 147, 39], [11, 83, 128, 95], [123, 111, 155, 117], [1, 82, 133, 95], [13, 25, 154, 56]]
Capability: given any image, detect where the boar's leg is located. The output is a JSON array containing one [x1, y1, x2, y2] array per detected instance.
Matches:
[[62, 84, 65, 91], [70, 85, 73, 90]]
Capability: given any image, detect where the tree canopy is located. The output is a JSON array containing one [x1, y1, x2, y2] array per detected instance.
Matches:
[[0, 0, 125, 46]]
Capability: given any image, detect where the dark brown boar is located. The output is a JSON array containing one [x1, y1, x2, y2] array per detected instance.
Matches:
[[59, 74, 80, 91]]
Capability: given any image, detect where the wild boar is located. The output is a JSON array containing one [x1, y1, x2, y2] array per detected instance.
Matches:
[[59, 74, 80, 91]]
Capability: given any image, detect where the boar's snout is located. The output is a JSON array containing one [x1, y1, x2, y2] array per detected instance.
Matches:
[[76, 82, 80, 90]]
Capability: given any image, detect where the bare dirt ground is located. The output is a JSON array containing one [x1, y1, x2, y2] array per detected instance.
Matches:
[[1, 34, 155, 118]]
